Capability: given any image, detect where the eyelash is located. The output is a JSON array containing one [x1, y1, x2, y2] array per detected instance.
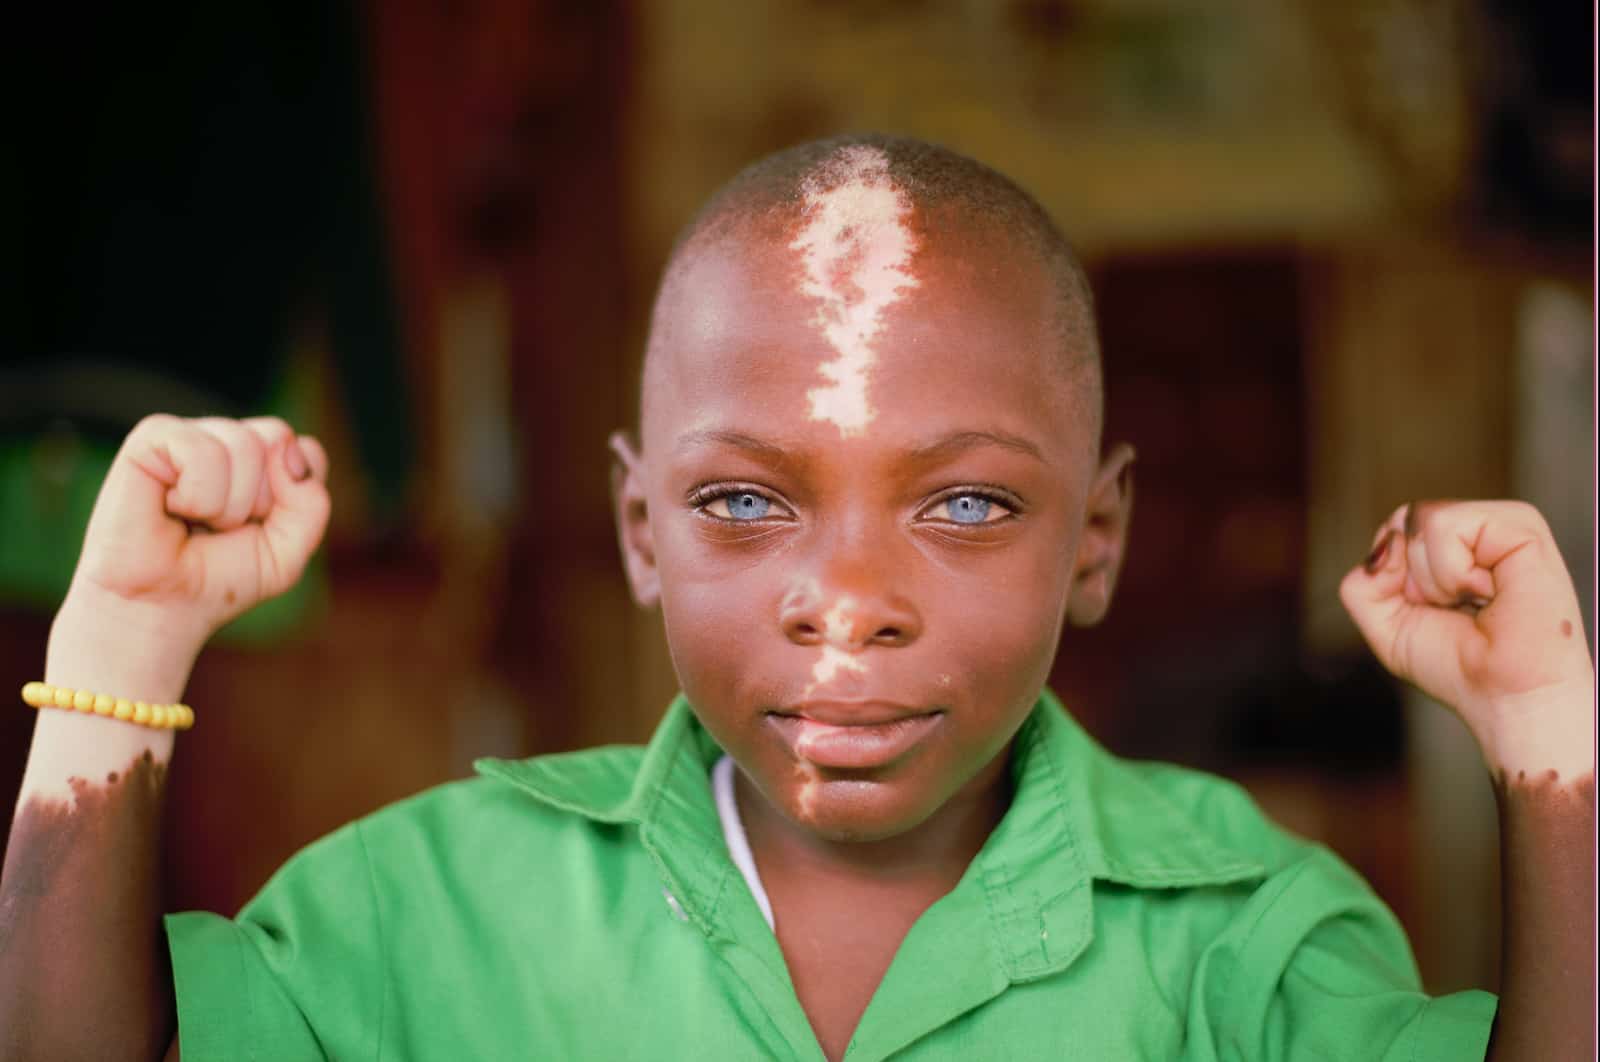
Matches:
[[685, 483, 1023, 525]]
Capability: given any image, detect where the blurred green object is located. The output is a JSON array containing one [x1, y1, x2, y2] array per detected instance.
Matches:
[[0, 357, 330, 646]]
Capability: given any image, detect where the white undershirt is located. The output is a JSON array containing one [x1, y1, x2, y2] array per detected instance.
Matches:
[[712, 754, 776, 931]]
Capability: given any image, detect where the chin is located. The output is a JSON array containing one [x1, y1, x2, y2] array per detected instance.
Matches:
[[782, 775, 941, 842]]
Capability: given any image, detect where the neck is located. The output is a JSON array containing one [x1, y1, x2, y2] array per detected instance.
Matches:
[[734, 751, 1014, 887]]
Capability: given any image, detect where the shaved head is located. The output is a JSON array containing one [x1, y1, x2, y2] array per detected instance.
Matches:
[[641, 133, 1104, 452], [611, 135, 1136, 848]]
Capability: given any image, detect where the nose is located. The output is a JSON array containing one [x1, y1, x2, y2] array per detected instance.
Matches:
[[779, 567, 922, 650]]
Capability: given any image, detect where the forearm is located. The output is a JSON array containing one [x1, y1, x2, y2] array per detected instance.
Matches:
[[1484, 692, 1596, 1061], [1, 591, 196, 1062]]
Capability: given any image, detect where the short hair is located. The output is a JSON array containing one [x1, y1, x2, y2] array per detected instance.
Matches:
[[643, 133, 1103, 447]]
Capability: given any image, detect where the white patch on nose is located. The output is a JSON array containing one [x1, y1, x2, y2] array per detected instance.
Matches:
[[821, 599, 857, 644], [790, 145, 919, 436], [804, 595, 867, 694]]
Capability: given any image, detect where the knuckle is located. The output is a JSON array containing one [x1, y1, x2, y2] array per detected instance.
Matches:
[[130, 412, 179, 441], [194, 426, 232, 465], [1507, 499, 1545, 526], [244, 415, 293, 445], [196, 422, 265, 484], [234, 426, 267, 465]]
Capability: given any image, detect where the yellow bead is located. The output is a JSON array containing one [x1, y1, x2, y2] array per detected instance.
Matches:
[[53, 687, 76, 709], [132, 702, 151, 726], [93, 693, 115, 715], [113, 699, 135, 721], [148, 705, 167, 728], [175, 706, 195, 730], [73, 690, 96, 712], [21, 682, 49, 707]]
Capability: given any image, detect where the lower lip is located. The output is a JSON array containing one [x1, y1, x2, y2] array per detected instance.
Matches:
[[769, 713, 942, 769]]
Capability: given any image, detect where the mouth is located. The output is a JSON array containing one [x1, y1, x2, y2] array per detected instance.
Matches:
[[767, 701, 944, 770]]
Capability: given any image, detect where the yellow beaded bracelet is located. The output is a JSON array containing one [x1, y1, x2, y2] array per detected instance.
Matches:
[[20, 682, 194, 731]]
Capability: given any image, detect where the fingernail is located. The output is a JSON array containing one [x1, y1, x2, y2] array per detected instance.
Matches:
[[285, 440, 310, 482], [1364, 529, 1395, 574]]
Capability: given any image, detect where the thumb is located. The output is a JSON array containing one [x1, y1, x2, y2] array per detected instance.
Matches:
[[258, 434, 331, 595], [1339, 523, 1478, 711]]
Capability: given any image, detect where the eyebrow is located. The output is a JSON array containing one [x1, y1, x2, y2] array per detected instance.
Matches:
[[673, 429, 792, 463], [905, 429, 1045, 464], [672, 427, 1045, 464]]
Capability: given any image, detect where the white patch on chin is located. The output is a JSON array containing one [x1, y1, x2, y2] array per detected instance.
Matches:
[[790, 145, 919, 436], [794, 761, 821, 821]]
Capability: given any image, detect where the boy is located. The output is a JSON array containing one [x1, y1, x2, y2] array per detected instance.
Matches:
[[2, 135, 1593, 1060]]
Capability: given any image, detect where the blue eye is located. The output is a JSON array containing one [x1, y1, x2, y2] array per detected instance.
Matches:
[[945, 495, 992, 524], [721, 492, 771, 520]]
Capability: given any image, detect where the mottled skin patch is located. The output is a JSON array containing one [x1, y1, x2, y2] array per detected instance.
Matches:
[[790, 146, 920, 437], [793, 762, 822, 823], [0, 751, 175, 1060]]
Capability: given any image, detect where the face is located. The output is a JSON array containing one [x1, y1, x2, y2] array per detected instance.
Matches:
[[614, 158, 1133, 843]]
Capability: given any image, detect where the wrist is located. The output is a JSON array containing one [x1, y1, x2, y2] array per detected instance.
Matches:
[[1479, 678, 1596, 785], [47, 581, 208, 705]]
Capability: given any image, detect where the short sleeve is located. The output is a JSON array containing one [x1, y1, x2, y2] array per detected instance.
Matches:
[[165, 821, 386, 1062], [1187, 847, 1497, 1061]]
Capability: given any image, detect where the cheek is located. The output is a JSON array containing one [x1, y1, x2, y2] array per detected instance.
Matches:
[[931, 530, 1075, 666], [657, 546, 784, 708], [938, 581, 1063, 708]]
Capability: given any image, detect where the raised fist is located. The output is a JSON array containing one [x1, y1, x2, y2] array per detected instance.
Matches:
[[71, 414, 331, 644], [1340, 500, 1593, 776]]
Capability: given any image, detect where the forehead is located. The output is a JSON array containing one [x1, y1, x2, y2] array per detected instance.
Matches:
[[643, 198, 1087, 465]]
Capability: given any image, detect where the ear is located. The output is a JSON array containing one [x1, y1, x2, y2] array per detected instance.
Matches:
[[609, 430, 660, 608], [1066, 443, 1135, 627]]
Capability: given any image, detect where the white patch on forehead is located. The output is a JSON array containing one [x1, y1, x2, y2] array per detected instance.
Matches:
[[790, 145, 919, 436]]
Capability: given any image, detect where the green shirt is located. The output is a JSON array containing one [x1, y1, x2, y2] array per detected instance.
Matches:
[[166, 692, 1496, 1060]]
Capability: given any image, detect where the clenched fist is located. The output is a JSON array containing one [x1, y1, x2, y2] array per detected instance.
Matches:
[[1340, 500, 1594, 779], [69, 414, 331, 651]]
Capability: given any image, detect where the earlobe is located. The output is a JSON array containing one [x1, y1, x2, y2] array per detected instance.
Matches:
[[608, 431, 660, 608], [1066, 443, 1136, 628]]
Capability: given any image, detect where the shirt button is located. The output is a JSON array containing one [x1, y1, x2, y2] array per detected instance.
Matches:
[[662, 887, 689, 922]]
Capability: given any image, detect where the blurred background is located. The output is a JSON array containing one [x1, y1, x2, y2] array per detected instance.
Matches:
[[2, 0, 1591, 997]]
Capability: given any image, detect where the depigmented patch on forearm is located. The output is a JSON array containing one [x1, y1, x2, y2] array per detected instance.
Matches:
[[790, 145, 920, 436]]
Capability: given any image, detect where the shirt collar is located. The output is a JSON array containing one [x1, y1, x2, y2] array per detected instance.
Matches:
[[474, 690, 1265, 962]]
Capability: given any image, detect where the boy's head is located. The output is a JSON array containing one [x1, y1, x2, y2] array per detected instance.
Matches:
[[612, 134, 1134, 843]]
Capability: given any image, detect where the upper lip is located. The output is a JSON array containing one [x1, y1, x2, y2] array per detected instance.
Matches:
[[777, 700, 937, 726]]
